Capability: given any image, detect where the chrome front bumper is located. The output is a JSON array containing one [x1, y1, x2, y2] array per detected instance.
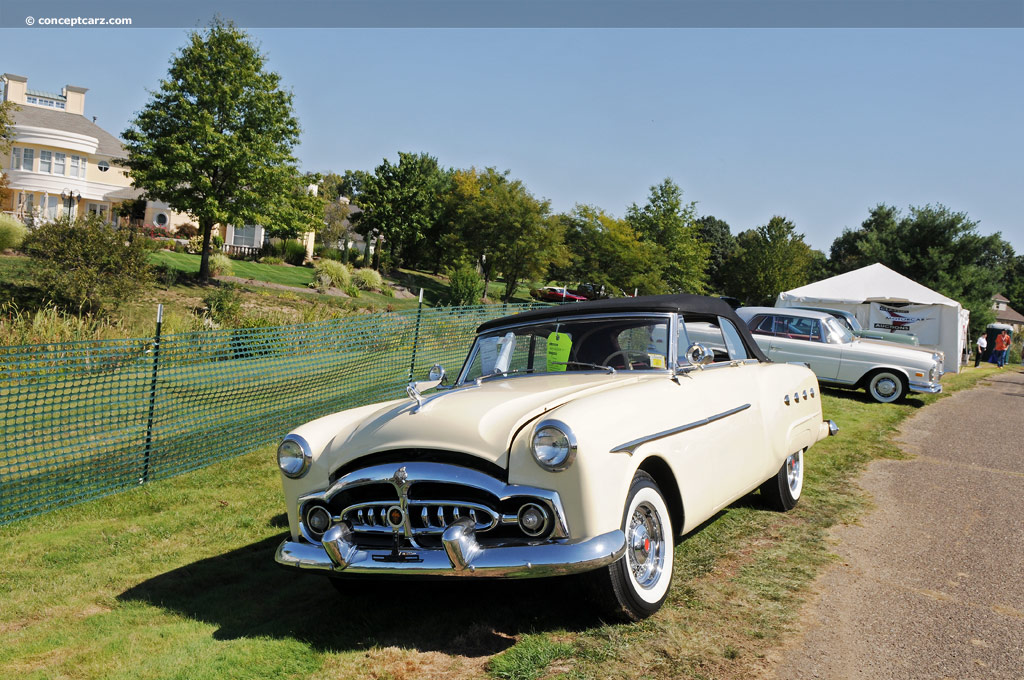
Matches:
[[276, 518, 626, 578], [909, 380, 942, 394]]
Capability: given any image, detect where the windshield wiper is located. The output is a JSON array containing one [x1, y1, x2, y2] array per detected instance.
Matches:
[[474, 368, 537, 384], [551, 361, 616, 374]]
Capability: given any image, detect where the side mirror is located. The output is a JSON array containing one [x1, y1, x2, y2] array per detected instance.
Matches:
[[428, 363, 446, 384], [407, 364, 449, 410], [684, 343, 714, 368]]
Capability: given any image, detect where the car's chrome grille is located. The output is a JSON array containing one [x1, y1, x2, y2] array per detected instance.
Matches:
[[341, 499, 500, 535]]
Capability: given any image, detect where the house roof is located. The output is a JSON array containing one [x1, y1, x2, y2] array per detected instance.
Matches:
[[12, 105, 124, 157], [995, 306, 1024, 325], [26, 88, 67, 101], [778, 263, 960, 308], [993, 293, 1009, 302]]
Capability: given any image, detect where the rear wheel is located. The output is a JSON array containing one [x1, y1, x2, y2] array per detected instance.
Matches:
[[589, 471, 674, 621], [866, 370, 907, 403], [760, 449, 803, 511]]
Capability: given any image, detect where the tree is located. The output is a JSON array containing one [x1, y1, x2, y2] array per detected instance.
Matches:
[[558, 205, 664, 296], [625, 179, 709, 293], [695, 215, 735, 294], [827, 203, 1010, 337], [0, 100, 17, 205], [725, 216, 815, 306], [350, 152, 448, 271], [122, 18, 308, 281]]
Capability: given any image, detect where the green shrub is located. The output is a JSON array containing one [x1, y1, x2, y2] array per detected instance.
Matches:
[[153, 263, 180, 288], [185, 235, 205, 254], [0, 214, 28, 251], [319, 247, 344, 261], [175, 222, 199, 238], [259, 256, 283, 265], [352, 267, 383, 291], [447, 265, 483, 306], [284, 239, 307, 266], [344, 283, 360, 298], [21, 215, 151, 314], [381, 285, 395, 298], [203, 285, 242, 325], [209, 252, 233, 276], [313, 259, 351, 292]]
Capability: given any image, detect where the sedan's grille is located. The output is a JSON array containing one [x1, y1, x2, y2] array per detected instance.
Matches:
[[342, 500, 500, 535]]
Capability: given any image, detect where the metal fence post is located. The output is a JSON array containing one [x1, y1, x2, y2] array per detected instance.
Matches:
[[408, 288, 424, 382], [141, 304, 163, 484]]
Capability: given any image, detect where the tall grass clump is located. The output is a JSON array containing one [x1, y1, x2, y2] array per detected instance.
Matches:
[[0, 302, 133, 345], [0, 214, 28, 251], [313, 259, 351, 292], [284, 239, 308, 266], [209, 252, 233, 276], [352, 267, 384, 291]]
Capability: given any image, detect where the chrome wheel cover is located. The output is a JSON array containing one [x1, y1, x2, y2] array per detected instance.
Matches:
[[627, 501, 665, 590], [786, 450, 803, 498]]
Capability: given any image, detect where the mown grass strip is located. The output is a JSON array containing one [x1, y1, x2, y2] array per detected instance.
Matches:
[[0, 366, 1000, 680]]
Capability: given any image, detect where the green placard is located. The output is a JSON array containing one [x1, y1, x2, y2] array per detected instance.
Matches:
[[546, 332, 572, 372]]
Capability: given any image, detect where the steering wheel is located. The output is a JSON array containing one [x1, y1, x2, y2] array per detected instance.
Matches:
[[602, 349, 646, 370]]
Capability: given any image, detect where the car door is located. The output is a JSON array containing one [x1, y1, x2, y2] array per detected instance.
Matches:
[[763, 315, 841, 381]]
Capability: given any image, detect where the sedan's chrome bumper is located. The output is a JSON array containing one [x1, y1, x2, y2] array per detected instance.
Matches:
[[276, 518, 626, 578], [909, 380, 942, 394]]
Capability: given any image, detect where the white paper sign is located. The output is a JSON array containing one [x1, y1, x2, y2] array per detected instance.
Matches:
[[868, 303, 941, 346]]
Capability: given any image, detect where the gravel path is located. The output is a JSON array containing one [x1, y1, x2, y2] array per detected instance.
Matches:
[[769, 368, 1024, 679]]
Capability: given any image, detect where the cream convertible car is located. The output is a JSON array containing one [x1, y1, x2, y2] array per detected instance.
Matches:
[[275, 295, 838, 620]]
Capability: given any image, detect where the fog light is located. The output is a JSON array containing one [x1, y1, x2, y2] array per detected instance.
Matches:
[[305, 504, 332, 535], [517, 503, 549, 537]]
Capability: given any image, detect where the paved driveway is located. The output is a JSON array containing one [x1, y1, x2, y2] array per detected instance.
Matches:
[[770, 369, 1024, 679]]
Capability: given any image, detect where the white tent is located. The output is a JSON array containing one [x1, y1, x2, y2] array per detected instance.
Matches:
[[776, 263, 968, 374]]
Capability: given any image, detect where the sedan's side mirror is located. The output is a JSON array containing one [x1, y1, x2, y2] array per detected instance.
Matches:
[[684, 343, 714, 368], [407, 364, 449, 409], [428, 363, 446, 384]]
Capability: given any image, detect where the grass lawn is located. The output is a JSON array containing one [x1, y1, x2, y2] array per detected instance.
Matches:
[[0, 365, 1000, 679], [150, 250, 316, 288]]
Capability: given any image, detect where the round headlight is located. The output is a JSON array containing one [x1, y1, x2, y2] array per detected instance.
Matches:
[[277, 435, 311, 479], [530, 420, 578, 471]]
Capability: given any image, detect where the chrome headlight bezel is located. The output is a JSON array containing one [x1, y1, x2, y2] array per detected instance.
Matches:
[[530, 419, 578, 472], [277, 434, 312, 479]]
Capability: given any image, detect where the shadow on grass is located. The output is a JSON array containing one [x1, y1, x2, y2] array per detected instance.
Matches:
[[118, 533, 605, 655], [820, 385, 927, 408]]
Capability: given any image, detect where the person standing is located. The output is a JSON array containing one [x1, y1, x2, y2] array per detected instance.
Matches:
[[994, 329, 1011, 367], [975, 333, 988, 368]]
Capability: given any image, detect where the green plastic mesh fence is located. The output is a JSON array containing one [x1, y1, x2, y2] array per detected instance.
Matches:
[[0, 303, 544, 525]]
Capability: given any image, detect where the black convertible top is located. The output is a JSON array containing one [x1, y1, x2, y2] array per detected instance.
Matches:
[[477, 294, 769, 362]]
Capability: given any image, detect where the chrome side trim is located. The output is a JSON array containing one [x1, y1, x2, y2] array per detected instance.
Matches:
[[610, 403, 752, 455], [275, 528, 626, 578]]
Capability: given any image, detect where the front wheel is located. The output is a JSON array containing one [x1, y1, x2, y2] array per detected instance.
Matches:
[[589, 471, 674, 621], [760, 449, 803, 511], [866, 370, 907, 403]]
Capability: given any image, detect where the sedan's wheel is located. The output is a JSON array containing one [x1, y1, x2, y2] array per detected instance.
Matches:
[[867, 370, 906, 403], [760, 449, 803, 512], [589, 471, 674, 621]]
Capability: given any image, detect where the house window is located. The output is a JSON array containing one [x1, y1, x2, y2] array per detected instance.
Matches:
[[44, 195, 60, 220], [12, 147, 34, 171], [87, 203, 109, 220], [70, 155, 86, 178], [39, 150, 52, 174], [97, 160, 110, 173], [231, 224, 259, 248], [54, 152, 66, 176], [155, 213, 169, 227]]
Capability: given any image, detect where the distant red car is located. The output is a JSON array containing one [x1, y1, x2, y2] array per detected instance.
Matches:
[[532, 286, 587, 302]]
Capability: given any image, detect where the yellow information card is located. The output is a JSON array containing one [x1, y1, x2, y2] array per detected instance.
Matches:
[[546, 332, 572, 372]]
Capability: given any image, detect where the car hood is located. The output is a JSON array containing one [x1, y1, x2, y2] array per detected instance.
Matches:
[[849, 338, 942, 364], [325, 372, 646, 469]]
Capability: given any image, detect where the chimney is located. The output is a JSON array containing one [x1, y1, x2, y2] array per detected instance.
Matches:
[[63, 84, 88, 115], [2, 73, 28, 104]]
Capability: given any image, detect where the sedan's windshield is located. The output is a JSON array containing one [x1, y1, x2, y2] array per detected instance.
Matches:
[[823, 317, 855, 344], [460, 315, 672, 383]]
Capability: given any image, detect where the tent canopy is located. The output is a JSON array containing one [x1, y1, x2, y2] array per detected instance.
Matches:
[[778, 263, 959, 307]]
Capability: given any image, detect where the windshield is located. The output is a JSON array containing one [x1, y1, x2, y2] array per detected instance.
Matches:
[[823, 317, 854, 344], [460, 315, 672, 383], [845, 314, 864, 331]]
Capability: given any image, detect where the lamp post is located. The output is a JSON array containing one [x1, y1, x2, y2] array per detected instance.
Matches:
[[60, 189, 81, 218]]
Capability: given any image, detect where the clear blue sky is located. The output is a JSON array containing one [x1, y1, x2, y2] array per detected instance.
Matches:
[[3, 28, 1021, 253]]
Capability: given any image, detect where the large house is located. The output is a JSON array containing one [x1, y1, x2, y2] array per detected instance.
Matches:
[[1, 73, 192, 231], [992, 294, 1024, 333]]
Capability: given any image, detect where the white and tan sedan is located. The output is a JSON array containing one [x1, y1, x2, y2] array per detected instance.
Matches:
[[274, 295, 837, 620], [736, 306, 943, 403]]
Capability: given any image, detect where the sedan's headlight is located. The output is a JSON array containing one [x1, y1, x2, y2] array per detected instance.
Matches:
[[277, 435, 312, 479], [530, 420, 578, 471]]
